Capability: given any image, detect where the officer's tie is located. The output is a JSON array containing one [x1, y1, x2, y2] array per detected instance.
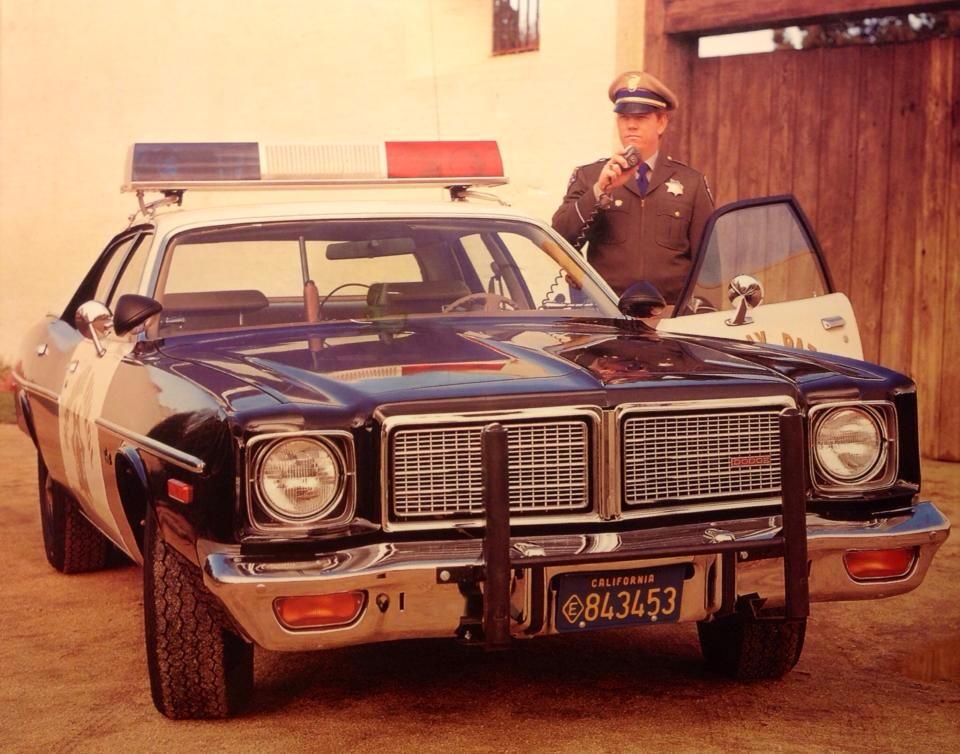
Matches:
[[636, 162, 650, 197]]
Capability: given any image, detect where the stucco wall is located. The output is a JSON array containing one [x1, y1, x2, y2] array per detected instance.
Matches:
[[0, 0, 644, 361]]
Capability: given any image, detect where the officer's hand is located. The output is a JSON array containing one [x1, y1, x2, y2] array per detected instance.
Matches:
[[595, 150, 638, 196]]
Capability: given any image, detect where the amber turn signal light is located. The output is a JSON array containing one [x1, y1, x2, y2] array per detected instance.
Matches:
[[844, 548, 916, 581], [166, 479, 194, 504], [274, 591, 366, 629]]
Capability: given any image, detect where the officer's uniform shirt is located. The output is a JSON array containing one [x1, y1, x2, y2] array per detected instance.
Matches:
[[552, 153, 714, 302]]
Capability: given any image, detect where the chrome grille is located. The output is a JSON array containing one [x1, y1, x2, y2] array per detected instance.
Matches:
[[622, 409, 781, 505], [391, 421, 590, 520]]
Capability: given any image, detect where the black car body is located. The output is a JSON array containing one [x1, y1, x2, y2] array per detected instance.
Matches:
[[13, 142, 950, 718]]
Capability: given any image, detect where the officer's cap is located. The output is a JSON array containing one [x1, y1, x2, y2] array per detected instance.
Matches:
[[608, 71, 678, 114]]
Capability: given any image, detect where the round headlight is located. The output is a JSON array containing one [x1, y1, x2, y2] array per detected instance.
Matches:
[[814, 407, 883, 483], [256, 438, 343, 522]]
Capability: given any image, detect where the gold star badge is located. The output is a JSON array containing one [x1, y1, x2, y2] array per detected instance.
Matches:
[[666, 178, 684, 197]]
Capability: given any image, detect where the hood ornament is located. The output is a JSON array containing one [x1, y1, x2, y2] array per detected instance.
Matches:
[[703, 528, 736, 544]]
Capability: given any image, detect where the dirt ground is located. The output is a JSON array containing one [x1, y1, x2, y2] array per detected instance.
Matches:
[[0, 424, 957, 753]]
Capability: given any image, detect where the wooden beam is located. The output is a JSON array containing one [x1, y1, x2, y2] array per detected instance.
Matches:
[[815, 45, 861, 298], [849, 45, 894, 364], [879, 41, 927, 377], [645, 0, 698, 161], [939, 37, 960, 461], [916, 38, 957, 459], [664, 0, 960, 36]]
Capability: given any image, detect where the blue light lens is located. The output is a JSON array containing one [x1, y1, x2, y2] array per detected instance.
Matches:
[[130, 142, 261, 183]]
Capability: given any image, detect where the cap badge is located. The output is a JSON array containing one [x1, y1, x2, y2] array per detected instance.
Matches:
[[666, 178, 684, 197], [627, 74, 641, 91]]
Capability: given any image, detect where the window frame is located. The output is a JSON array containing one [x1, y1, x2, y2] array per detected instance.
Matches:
[[61, 225, 154, 325], [492, 0, 540, 56], [671, 194, 836, 318]]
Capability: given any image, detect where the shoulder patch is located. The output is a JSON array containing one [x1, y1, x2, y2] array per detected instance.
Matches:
[[567, 169, 579, 188]]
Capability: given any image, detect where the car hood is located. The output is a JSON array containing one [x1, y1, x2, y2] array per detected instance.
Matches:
[[157, 317, 884, 409]]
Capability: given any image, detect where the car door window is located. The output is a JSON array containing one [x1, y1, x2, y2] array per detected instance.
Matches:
[[62, 229, 152, 324], [662, 198, 861, 359], [94, 236, 139, 304], [108, 234, 153, 306], [677, 199, 830, 316]]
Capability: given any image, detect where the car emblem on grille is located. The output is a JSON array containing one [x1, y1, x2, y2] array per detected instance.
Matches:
[[729, 454, 772, 468]]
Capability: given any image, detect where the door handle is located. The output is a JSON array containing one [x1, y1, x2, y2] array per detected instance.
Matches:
[[36, 344, 48, 356], [821, 316, 845, 331]]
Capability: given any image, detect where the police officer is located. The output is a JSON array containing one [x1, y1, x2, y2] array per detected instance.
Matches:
[[552, 71, 714, 302]]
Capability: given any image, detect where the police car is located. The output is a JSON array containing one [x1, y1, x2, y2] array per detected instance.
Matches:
[[13, 141, 950, 718]]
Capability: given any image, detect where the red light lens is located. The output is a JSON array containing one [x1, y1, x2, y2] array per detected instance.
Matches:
[[274, 592, 366, 629], [844, 548, 916, 581], [385, 141, 503, 179]]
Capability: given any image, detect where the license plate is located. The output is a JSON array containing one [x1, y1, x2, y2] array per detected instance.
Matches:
[[554, 565, 686, 633]]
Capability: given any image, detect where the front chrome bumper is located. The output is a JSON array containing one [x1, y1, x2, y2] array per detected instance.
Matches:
[[200, 501, 950, 652]]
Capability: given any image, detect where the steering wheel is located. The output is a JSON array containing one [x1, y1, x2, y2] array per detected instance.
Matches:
[[318, 283, 371, 318], [443, 292, 520, 313]]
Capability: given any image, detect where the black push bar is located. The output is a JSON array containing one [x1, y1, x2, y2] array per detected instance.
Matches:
[[779, 409, 810, 620], [474, 411, 811, 643], [482, 423, 512, 649]]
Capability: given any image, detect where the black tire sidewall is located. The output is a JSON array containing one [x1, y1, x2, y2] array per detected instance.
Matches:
[[37, 455, 66, 572], [142, 507, 168, 716], [142, 507, 253, 718]]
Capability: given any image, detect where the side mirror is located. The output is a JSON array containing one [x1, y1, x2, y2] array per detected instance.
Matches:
[[114, 294, 163, 336], [618, 281, 666, 318], [725, 275, 764, 326], [75, 300, 113, 357]]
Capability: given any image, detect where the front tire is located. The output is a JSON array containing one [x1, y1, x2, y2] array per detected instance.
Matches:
[[143, 508, 253, 719], [698, 612, 806, 680], [38, 456, 110, 573]]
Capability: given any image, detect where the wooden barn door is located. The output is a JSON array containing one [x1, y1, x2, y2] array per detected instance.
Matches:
[[660, 36, 960, 461]]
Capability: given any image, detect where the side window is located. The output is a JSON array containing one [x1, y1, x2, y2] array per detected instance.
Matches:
[[94, 236, 139, 304], [679, 201, 829, 315], [108, 234, 153, 306], [62, 229, 151, 324]]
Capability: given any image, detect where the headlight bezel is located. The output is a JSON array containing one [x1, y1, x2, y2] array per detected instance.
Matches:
[[809, 401, 898, 493], [246, 430, 356, 531]]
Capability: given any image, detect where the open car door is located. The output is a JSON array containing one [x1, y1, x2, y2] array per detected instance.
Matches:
[[657, 196, 863, 359]]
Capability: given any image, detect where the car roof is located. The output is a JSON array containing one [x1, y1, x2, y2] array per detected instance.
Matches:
[[146, 199, 539, 237]]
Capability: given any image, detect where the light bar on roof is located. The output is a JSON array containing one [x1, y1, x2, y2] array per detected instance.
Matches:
[[122, 141, 506, 191]]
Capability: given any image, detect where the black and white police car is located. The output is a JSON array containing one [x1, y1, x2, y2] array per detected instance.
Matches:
[[13, 141, 949, 718]]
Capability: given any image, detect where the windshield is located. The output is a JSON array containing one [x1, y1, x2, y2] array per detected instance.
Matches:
[[153, 218, 619, 336]]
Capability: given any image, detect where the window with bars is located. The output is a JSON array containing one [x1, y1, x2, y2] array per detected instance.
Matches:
[[493, 0, 539, 55]]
